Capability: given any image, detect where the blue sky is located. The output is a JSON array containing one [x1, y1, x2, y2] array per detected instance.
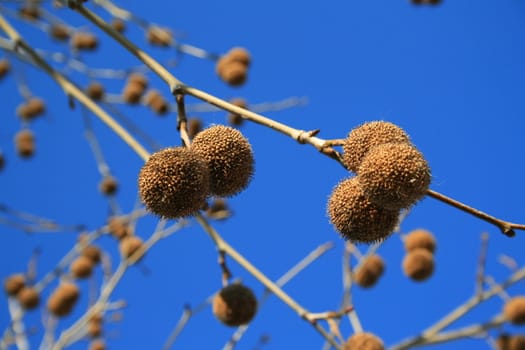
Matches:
[[1, 1, 525, 349]]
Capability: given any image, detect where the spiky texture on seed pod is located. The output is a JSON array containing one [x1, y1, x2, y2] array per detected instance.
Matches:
[[187, 118, 203, 139], [119, 235, 144, 261], [86, 82, 105, 101], [354, 255, 385, 288], [146, 26, 173, 47], [404, 228, 436, 253], [107, 216, 132, 240], [144, 89, 169, 115], [70, 256, 94, 279], [82, 245, 102, 264], [139, 147, 210, 218], [50, 24, 70, 40], [191, 125, 254, 197], [327, 177, 399, 244], [71, 32, 99, 51], [4, 274, 26, 296], [227, 98, 248, 127], [15, 129, 35, 158], [111, 18, 126, 33], [344, 332, 385, 350], [402, 248, 434, 281], [503, 296, 525, 325], [213, 283, 257, 326], [47, 282, 80, 317], [89, 340, 106, 350], [17, 97, 46, 121], [357, 143, 431, 210], [99, 175, 118, 195], [342, 121, 411, 173], [0, 59, 10, 79], [17, 287, 40, 310]]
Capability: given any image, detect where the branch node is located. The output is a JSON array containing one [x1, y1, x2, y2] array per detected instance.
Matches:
[[171, 83, 187, 95]]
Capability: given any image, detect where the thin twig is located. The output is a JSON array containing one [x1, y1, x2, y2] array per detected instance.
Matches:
[[475, 233, 489, 297]]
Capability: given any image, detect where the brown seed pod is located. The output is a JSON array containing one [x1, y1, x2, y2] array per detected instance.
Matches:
[[402, 248, 434, 281], [87, 314, 103, 338], [144, 89, 169, 115], [0, 59, 10, 79], [146, 26, 173, 47], [4, 274, 26, 296], [99, 175, 118, 195], [119, 235, 144, 261], [89, 340, 106, 350], [227, 98, 248, 127], [219, 61, 248, 87], [50, 24, 70, 40], [111, 18, 126, 33], [71, 32, 99, 51], [70, 256, 94, 279], [227, 47, 251, 67], [191, 125, 254, 197], [14, 129, 35, 158], [404, 228, 436, 253], [86, 82, 105, 101], [212, 283, 257, 327], [17, 97, 46, 121], [47, 282, 80, 317], [354, 255, 385, 288], [17, 287, 40, 310], [510, 336, 525, 350], [19, 6, 40, 20], [497, 334, 511, 350], [344, 332, 385, 350], [127, 73, 148, 89], [107, 216, 132, 240], [357, 143, 431, 210], [138, 147, 210, 218], [82, 245, 102, 264], [327, 177, 399, 244], [187, 118, 203, 139], [342, 121, 411, 173], [503, 296, 525, 325], [122, 82, 145, 104]]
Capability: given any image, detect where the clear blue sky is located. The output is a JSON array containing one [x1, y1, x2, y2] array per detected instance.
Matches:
[[1, 1, 525, 349]]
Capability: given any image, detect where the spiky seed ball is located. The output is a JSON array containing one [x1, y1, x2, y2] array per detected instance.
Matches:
[[191, 125, 254, 197], [99, 175, 118, 195], [220, 61, 248, 86], [86, 82, 105, 101], [503, 296, 525, 325], [327, 177, 399, 244], [119, 236, 144, 261], [4, 274, 26, 296], [187, 118, 203, 139], [357, 143, 431, 210], [227, 98, 248, 127], [344, 332, 385, 350], [107, 216, 131, 240], [342, 121, 411, 173], [47, 282, 80, 317], [89, 340, 106, 350], [82, 245, 102, 264], [402, 248, 434, 281], [70, 256, 94, 279], [404, 228, 436, 253], [17, 287, 40, 310], [0, 59, 10, 79], [15, 129, 35, 158], [111, 18, 126, 33], [354, 255, 385, 288], [71, 32, 98, 50], [50, 24, 70, 40], [213, 283, 257, 326], [146, 26, 173, 46], [139, 147, 210, 218]]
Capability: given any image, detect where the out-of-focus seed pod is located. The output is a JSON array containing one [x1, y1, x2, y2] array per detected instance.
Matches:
[[327, 177, 399, 244], [213, 283, 257, 326], [50, 24, 70, 41], [146, 26, 173, 47], [354, 255, 385, 288], [15, 129, 35, 158], [82, 245, 102, 264], [503, 296, 525, 325], [227, 98, 248, 127], [119, 236, 144, 262], [71, 32, 99, 51], [47, 282, 80, 317], [344, 332, 385, 350], [404, 228, 436, 253], [122, 73, 148, 104], [17, 286, 40, 310], [402, 248, 434, 282], [99, 175, 118, 195], [87, 313, 103, 338], [86, 82, 105, 101], [111, 18, 126, 33], [144, 89, 169, 115], [216, 47, 251, 87], [19, 6, 40, 20], [70, 255, 94, 279], [187, 118, 203, 139], [4, 274, 26, 296], [0, 59, 11, 79], [510, 335, 525, 350], [89, 340, 106, 350], [107, 216, 132, 240], [17, 97, 46, 121]]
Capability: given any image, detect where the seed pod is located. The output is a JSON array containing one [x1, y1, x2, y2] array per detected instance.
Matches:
[[187, 118, 203, 139], [497, 334, 511, 350], [327, 177, 399, 244], [71, 32, 99, 51], [122, 82, 144, 104], [503, 296, 525, 325], [354, 255, 385, 288], [86, 82, 105, 101], [191, 125, 254, 197], [144, 89, 169, 115], [17, 287, 40, 310], [510, 336, 525, 350], [19, 6, 40, 20], [17, 97, 46, 121], [47, 282, 80, 317], [0, 59, 10, 79], [89, 340, 106, 350], [50, 24, 70, 40], [87, 314, 103, 338], [119, 235, 144, 261], [227, 98, 248, 127], [99, 175, 118, 195], [344, 332, 385, 350], [70, 255, 94, 279], [404, 228, 436, 253], [82, 245, 102, 264], [227, 47, 251, 67], [220, 61, 248, 87], [111, 18, 126, 33], [342, 121, 411, 173], [402, 248, 434, 281], [127, 73, 148, 89], [213, 283, 257, 327], [14, 129, 35, 158], [357, 143, 431, 210], [138, 147, 209, 218], [146, 26, 173, 47], [107, 216, 131, 240], [4, 274, 26, 296]]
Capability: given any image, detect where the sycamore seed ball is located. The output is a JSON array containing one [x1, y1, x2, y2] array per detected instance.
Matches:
[[99, 175, 118, 195], [357, 143, 431, 210], [404, 228, 436, 253], [89, 340, 106, 350], [17, 287, 40, 310], [86, 82, 105, 101], [82, 245, 102, 264], [503, 296, 525, 325], [108, 216, 132, 240], [139, 147, 210, 218], [119, 235, 144, 261], [70, 255, 94, 279], [342, 121, 411, 173], [344, 332, 385, 350], [47, 282, 80, 317], [212, 283, 257, 327], [327, 177, 399, 244], [15, 129, 35, 158], [191, 125, 254, 197], [4, 274, 26, 296], [402, 248, 435, 282], [354, 255, 385, 288]]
